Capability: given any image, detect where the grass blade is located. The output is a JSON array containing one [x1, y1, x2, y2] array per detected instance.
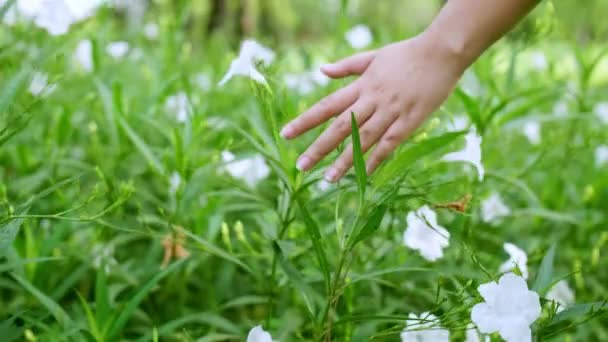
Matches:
[[179, 228, 252, 274], [350, 112, 367, 201], [0, 315, 22, 342], [106, 259, 186, 339], [374, 131, 464, 187], [275, 242, 318, 316], [117, 115, 166, 175], [532, 244, 556, 294], [295, 197, 330, 291], [11, 272, 72, 326], [1, 210, 27, 258]]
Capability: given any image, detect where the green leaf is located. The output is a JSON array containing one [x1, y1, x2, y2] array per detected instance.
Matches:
[[549, 302, 607, 325], [277, 247, 317, 316], [95, 269, 111, 332], [350, 112, 367, 201], [0, 217, 25, 258], [295, 197, 330, 291], [0, 68, 29, 116], [374, 131, 464, 187], [117, 115, 165, 175], [0, 316, 23, 342], [454, 88, 482, 129], [179, 228, 253, 274], [106, 260, 186, 339], [76, 292, 103, 342], [348, 205, 387, 248], [220, 295, 267, 310], [532, 244, 556, 294], [134, 313, 241, 342], [11, 272, 72, 326]]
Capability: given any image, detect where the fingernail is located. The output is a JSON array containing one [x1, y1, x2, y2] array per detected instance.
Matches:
[[296, 156, 312, 171], [280, 125, 294, 139], [324, 168, 339, 182]]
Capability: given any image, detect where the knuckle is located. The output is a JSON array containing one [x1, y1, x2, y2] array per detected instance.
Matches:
[[334, 116, 351, 135], [317, 97, 334, 114], [359, 127, 374, 140], [382, 133, 401, 146]]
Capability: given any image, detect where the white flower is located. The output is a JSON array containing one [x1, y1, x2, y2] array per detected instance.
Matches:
[[10, 0, 103, 35], [222, 150, 271, 187], [284, 73, 315, 95], [221, 150, 236, 163], [442, 128, 484, 181], [193, 73, 212, 91], [284, 66, 331, 95], [499, 243, 528, 279], [143, 22, 159, 39], [400, 312, 449, 342], [531, 51, 548, 71], [595, 145, 608, 168], [345, 24, 372, 49], [522, 120, 541, 145], [403, 205, 450, 262], [246, 325, 272, 342], [169, 172, 181, 195], [471, 273, 541, 342], [74, 39, 94, 72], [64, 0, 104, 21], [219, 39, 275, 86], [106, 41, 129, 59], [91, 244, 118, 274], [481, 193, 511, 223], [31, 0, 72, 35], [164, 92, 189, 123], [28, 72, 55, 96], [553, 101, 568, 117], [446, 115, 469, 132], [546, 280, 575, 313], [315, 179, 333, 193], [594, 102, 608, 124]]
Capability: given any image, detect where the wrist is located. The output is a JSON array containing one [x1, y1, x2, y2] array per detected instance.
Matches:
[[417, 28, 475, 75]]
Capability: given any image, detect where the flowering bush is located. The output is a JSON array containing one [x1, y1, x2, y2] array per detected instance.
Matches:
[[1, 1, 607, 341]]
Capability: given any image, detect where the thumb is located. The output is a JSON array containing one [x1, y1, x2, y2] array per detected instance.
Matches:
[[321, 50, 376, 79]]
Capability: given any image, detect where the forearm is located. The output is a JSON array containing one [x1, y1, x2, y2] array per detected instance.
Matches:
[[424, 0, 538, 70]]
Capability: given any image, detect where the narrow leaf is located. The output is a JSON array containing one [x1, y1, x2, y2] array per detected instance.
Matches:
[[348, 204, 388, 248], [532, 244, 556, 294], [295, 197, 330, 291], [350, 112, 367, 200], [375, 131, 464, 187], [11, 272, 72, 326], [179, 228, 252, 274], [0, 217, 25, 258], [117, 115, 165, 175], [106, 260, 186, 338]]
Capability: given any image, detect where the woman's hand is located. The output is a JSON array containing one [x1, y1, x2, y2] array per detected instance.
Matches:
[[280, 33, 467, 182]]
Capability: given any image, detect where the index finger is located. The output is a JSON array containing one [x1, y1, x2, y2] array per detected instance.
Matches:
[[280, 83, 359, 139]]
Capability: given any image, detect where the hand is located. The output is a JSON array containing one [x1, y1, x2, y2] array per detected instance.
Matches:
[[280, 34, 467, 183]]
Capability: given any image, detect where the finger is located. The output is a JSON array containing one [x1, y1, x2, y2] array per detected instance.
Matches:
[[296, 100, 375, 172], [281, 83, 359, 139], [324, 109, 399, 182], [366, 116, 421, 175], [321, 50, 377, 79]]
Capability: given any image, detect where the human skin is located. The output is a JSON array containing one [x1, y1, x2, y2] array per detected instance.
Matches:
[[280, 0, 539, 183]]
